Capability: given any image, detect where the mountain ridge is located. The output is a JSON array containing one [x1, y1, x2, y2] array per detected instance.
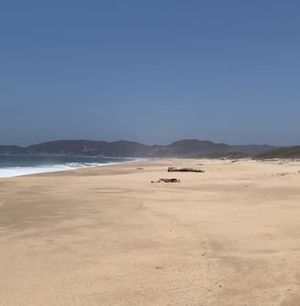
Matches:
[[0, 139, 277, 157]]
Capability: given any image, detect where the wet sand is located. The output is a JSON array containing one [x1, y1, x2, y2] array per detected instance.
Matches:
[[1, 159, 300, 305]]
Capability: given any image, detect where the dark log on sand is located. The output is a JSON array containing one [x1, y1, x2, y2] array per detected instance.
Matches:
[[151, 178, 180, 183], [167, 167, 205, 173]]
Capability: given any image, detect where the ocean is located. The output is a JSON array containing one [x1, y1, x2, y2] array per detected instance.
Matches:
[[0, 155, 133, 178]]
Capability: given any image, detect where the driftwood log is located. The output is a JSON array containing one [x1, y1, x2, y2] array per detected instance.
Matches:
[[167, 167, 205, 173], [151, 178, 180, 183]]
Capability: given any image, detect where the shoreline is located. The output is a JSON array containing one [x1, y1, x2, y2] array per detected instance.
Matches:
[[0, 157, 146, 178], [1, 155, 300, 179]]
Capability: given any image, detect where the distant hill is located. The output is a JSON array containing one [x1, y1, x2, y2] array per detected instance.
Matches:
[[0, 139, 277, 158], [255, 146, 300, 159], [0, 145, 26, 155], [150, 139, 274, 157], [231, 144, 276, 155], [151, 139, 230, 157], [26, 140, 151, 157]]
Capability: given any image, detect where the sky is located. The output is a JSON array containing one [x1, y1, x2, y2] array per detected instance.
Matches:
[[0, 0, 299, 146]]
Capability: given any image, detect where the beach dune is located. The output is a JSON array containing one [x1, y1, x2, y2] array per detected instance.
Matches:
[[1, 159, 300, 305]]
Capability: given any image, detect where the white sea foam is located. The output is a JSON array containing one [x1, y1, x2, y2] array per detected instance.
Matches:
[[0, 158, 143, 178], [0, 163, 105, 178], [0, 158, 146, 178]]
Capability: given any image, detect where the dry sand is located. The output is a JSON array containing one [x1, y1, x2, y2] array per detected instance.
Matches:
[[1, 158, 300, 305]]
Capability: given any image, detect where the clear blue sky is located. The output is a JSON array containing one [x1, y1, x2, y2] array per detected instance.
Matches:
[[1, 0, 299, 146]]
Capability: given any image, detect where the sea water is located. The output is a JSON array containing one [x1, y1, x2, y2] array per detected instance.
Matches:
[[0, 155, 133, 177]]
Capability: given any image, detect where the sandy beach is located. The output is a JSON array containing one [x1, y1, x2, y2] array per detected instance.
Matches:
[[1, 158, 300, 305]]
